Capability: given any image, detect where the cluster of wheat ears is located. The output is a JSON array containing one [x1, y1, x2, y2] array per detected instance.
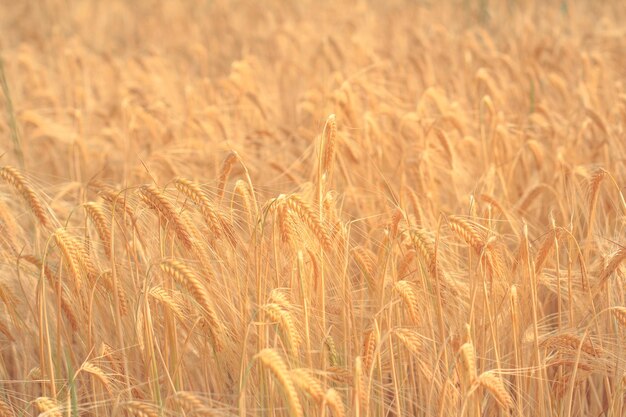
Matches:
[[0, 0, 625, 416]]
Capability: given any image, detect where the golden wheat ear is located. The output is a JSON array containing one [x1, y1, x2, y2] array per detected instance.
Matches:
[[255, 348, 304, 417], [0, 166, 50, 227]]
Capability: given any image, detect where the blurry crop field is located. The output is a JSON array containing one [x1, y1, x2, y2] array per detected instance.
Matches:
[[0, 0, 625, 416]]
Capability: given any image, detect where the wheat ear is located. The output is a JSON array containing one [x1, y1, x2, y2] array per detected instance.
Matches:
[[448, 216, 485, 252], [255, 348, 304, 417], [122, 401, 159, 417], [394, 328, 422, 355], [321, 114, 337, 180], [217, 152, 237, 202], [324, 388, 346, 417], [159, 259, 223, 351], [263, 303, 301, 356], [174, 176, 223, 239], [0, 166, 49, 227], [83, 202, 112, 258], [598, 247, 626, 287], [0, 399, 13, 417], [612, 307, 626, 327], [21, 254, 79, 330], [139, 184, 194, 249], [34, 397, 61, 417], [53, 228, 85, 290], [285, 195, 332, 249], [459, 342, 477, 383], [291, 368, 325, 402], [475, 371, 513, 410], [394, 280, 420, 324]]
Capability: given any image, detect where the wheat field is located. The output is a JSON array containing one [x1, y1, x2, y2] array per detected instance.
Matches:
[[0, 0, 625, 416]]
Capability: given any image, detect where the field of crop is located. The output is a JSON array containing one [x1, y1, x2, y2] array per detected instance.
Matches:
[[0, 0, 625, 416]]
